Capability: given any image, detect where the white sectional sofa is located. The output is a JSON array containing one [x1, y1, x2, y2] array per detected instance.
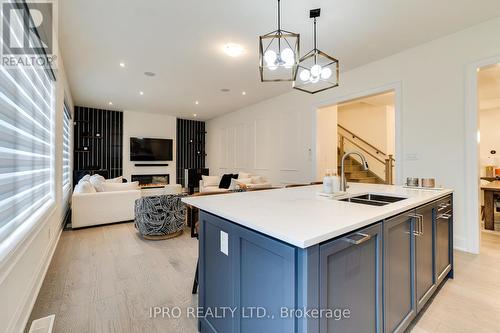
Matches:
[[72, 189, 141, 228], [71, 175, 141, 228], [199, 172, 272, 193]]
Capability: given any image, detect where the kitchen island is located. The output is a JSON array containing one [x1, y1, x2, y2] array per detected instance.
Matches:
[[182, 183, 454, 333]]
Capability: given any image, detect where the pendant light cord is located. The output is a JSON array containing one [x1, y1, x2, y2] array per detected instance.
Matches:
[[313, 17, 317, 63], [277, 0, 281, 31], [277, 0, 281, 52]]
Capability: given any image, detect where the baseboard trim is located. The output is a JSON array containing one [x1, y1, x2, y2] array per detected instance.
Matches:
[[452, 235, 468, 253], [7, 225, 63, 333]]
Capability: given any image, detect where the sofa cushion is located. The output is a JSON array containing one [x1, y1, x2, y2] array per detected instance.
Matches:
[[238, 172, 252, 179], [251, 176, 263, 184], [106, 176, 123, 183], [90, 174, 106, 192], [202, 175, 220, 187], [74, 180, 96, 194], [246, 183, 272, 190], [102, 181, 140, 192], [203, 186, 229, 193], [219, 173, 238, 189]]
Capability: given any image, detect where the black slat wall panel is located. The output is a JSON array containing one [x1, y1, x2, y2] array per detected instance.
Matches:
[[176, 119, 206, 185], [73, 106, 123, 181]]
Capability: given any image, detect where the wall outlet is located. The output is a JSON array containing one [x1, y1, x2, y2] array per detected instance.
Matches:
[[220, 231, 228, 256]]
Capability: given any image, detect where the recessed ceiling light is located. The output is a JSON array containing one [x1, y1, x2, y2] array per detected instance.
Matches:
[[119, 62, 125, 68], [223, 43, 244, 57], [193, 114, 197, 117], [108, 102, 113, 105], [242, 91, 246, 95], [139, 91, 144, 95], [144, 71, 156, 77], [195, 101, 199, 105]]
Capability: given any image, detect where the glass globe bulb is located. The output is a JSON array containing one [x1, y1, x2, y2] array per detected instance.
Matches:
[[320, 67, 332, 80], [299, 69, 311, 82], [268, 64, 278, 71], [311, 64, 322, 77], [281, 48, 294, 66], [310, 75, 320, 84], [264, 50, 277, 65]]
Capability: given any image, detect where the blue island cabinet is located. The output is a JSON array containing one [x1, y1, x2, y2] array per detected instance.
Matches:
[[198, 211, 384, 333]]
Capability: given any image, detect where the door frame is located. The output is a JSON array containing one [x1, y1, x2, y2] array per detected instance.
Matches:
[[312, 81, 403, 184], [464, 55, 500, 254]]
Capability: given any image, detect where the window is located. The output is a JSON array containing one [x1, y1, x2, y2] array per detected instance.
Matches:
[[62, 103, 72, 196], [0, 11, 55, 247]]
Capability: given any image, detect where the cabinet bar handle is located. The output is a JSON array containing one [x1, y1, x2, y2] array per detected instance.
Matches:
[[418, 214, 424, 235], [343, 233, 372, 245], [408, 214, 422, 236]]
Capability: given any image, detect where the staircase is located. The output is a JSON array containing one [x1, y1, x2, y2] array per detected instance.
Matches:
[[337, 149, 385, 184], [337, 124, 395, 185]]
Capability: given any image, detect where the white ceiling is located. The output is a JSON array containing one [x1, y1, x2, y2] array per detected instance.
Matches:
[[59, 0, 500, 120]]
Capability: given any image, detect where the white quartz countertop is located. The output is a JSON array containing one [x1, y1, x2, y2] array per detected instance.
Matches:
[[182, 183, 453, 248]]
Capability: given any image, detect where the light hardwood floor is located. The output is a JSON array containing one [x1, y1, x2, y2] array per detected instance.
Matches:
[[27, 224, 500, 333], [27, 222, 199, 333]]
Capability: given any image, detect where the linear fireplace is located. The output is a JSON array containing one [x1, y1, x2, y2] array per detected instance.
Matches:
[[131, 174, 170, 188]]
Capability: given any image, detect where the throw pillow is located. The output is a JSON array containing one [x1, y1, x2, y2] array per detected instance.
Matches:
[[89, 174, 106, 192], [106, 176, 123, 183], [102, 181, 140, 192], [219, 173, 238, 189], [74, 180, 96, 194], [202, 175, 220, 187], [251, 176, 263, 184], [228, 178, 239, 191], [79, 174, 91, 183], [238, 172, 252, 179]]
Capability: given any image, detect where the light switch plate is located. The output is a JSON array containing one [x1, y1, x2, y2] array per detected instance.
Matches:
[[220, 231, 228, 256], [405, 153, 418, 161]]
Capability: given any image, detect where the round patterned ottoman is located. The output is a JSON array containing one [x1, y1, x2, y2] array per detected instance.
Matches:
[[134, 194, 187, 240]]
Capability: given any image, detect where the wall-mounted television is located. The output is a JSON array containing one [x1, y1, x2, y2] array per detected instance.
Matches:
[[130, 137, 173, 161]]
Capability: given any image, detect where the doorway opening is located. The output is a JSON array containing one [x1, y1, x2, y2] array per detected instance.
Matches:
[[316, 91, 396, 184], [477, 64, 500, 239]]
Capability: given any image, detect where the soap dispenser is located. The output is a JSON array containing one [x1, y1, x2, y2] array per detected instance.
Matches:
[[323, 169, 333, 194]]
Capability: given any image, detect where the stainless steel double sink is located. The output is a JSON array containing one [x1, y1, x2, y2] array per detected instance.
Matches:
[[339, 193, 407, 206]]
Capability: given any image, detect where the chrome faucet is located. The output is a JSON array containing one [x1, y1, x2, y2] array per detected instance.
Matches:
[[340, 151, 369, 192]]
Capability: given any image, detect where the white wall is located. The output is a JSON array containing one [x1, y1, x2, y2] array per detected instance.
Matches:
[[122, 111, 177, 183], [207, 16, 500, 252], [338, 103, 395, 179], [479, 108, 500, 172], [0, 48, 74, 332], [316, 105, 338, 179], [338, 103, 394, 155], [206, 92, 316, 185]]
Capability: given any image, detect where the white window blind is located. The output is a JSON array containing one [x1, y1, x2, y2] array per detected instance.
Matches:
[[62, 103, 71, 195], [0, 8, 55, 246]]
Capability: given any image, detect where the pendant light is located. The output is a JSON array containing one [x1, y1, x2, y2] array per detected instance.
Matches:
[[259, 0, 300, 82], [293, 8, 339, 94]]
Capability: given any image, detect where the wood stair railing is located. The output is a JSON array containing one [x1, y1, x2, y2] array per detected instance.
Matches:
[[338, 124, 395, 185]]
